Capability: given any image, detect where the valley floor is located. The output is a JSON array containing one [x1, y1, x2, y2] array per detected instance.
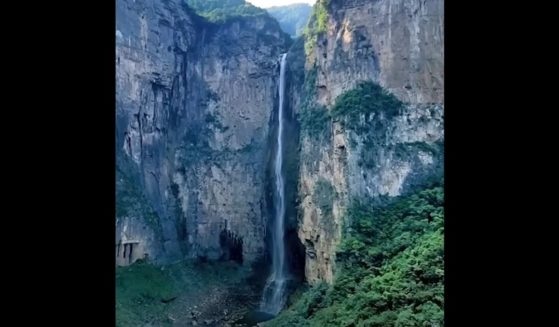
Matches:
[[116, 260, 264, 327]]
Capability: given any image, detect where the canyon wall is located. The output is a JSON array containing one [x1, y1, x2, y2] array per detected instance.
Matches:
[[114, 0, 444, 285], [116, 0, 290, 265], [297, 0, 444, 283]]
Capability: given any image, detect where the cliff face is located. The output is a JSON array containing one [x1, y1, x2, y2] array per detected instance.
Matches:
[[116, 0, 290, 265], [115, 0, 443, 287], [298, 0, 444, 283]]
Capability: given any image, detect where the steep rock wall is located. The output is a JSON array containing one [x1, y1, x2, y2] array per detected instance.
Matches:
[[116, 0, 290, 265], [298, 0, 444, 283]]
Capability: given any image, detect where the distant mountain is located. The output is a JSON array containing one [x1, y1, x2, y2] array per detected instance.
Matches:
[[185, 0, 268, 23], [266, 3, 312, 37]]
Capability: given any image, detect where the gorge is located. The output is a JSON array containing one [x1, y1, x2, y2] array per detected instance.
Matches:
[[116, 0, 444, 326]]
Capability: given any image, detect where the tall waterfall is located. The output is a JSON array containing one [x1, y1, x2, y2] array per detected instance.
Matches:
[[260, 53, 288, 315]]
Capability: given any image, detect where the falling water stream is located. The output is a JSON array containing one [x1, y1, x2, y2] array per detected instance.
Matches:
[[260, 53, 289, 316]]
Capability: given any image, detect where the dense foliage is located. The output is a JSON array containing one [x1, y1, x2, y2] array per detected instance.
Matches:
[[266, 3, 312, 37], [303, 0, 330, 55], [116, 163, 162, 233], [331, 81, 404, 128], [266, 182, 444, 327], [184, 0, 267, 23], [298, 66, 333, 138], [299, 79, 403, 139], [299, 104, 331, 136]]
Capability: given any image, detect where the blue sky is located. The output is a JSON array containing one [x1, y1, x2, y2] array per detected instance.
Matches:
[[247, 0, 316, 8]]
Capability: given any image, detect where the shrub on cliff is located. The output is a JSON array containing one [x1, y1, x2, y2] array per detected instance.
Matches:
[[303, 0, 331, 55], [331, 81, 404, 127]]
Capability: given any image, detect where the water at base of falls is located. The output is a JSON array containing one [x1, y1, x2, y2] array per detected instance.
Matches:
[[259, 53, 289, 316], [237, 310, 276, 325], [260, 278, 288, 315]]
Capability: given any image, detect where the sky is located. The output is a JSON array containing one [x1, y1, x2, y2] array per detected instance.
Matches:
[[246, 0, 316, 8]]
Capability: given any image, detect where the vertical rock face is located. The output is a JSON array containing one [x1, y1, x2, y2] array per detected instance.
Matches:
[[116, 0, 290, 265], [298, 0, 444, 283], [312, 0, 443, 105]]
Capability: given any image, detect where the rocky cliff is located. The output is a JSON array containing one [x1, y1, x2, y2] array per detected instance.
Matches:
[[115, 0, 444, 288], [116, 0, 290, 265], [297, 0, 444, 283]]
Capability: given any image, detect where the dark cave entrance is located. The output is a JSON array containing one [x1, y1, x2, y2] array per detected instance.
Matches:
[[116, 240, 140, 265], [219, 229, 243, 264]]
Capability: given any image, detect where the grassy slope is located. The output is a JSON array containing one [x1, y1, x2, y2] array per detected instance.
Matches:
[[116, 260, 254, 327]]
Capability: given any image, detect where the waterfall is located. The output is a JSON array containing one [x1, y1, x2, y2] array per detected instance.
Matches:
[[260, 53, 288, 315]]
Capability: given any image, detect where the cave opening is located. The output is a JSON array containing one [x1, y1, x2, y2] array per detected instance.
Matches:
[[116, 242, 121, 258], [219, 229, 243, 264], [128, 243, 134, 264], [116, 240, 141, 266]]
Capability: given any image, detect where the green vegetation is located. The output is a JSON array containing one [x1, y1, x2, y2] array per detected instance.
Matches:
[[266, 3, 312, 37], [354, 117, 389, 169], [394, 141, 444, 162], [325, 81, 406, 168], [331, 81, 404, 129], [116, 164, 162, 234], [116, 261, 175, 327], [266, 182, 444, 327], [300, 105, 331, 136], [408, 141, 444, 156], [303, 0, 330, 55], [116, 260, 251, 327], [299, 80, 403, 142], [302, 65, 318, 102], [184, 0, 268, 23], [298, 66, 332, 139], [314, 0, 330, 33]]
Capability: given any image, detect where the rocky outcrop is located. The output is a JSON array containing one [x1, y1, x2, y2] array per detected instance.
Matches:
[[297, 0, 444, 283], [116, 0, 290, 264]]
